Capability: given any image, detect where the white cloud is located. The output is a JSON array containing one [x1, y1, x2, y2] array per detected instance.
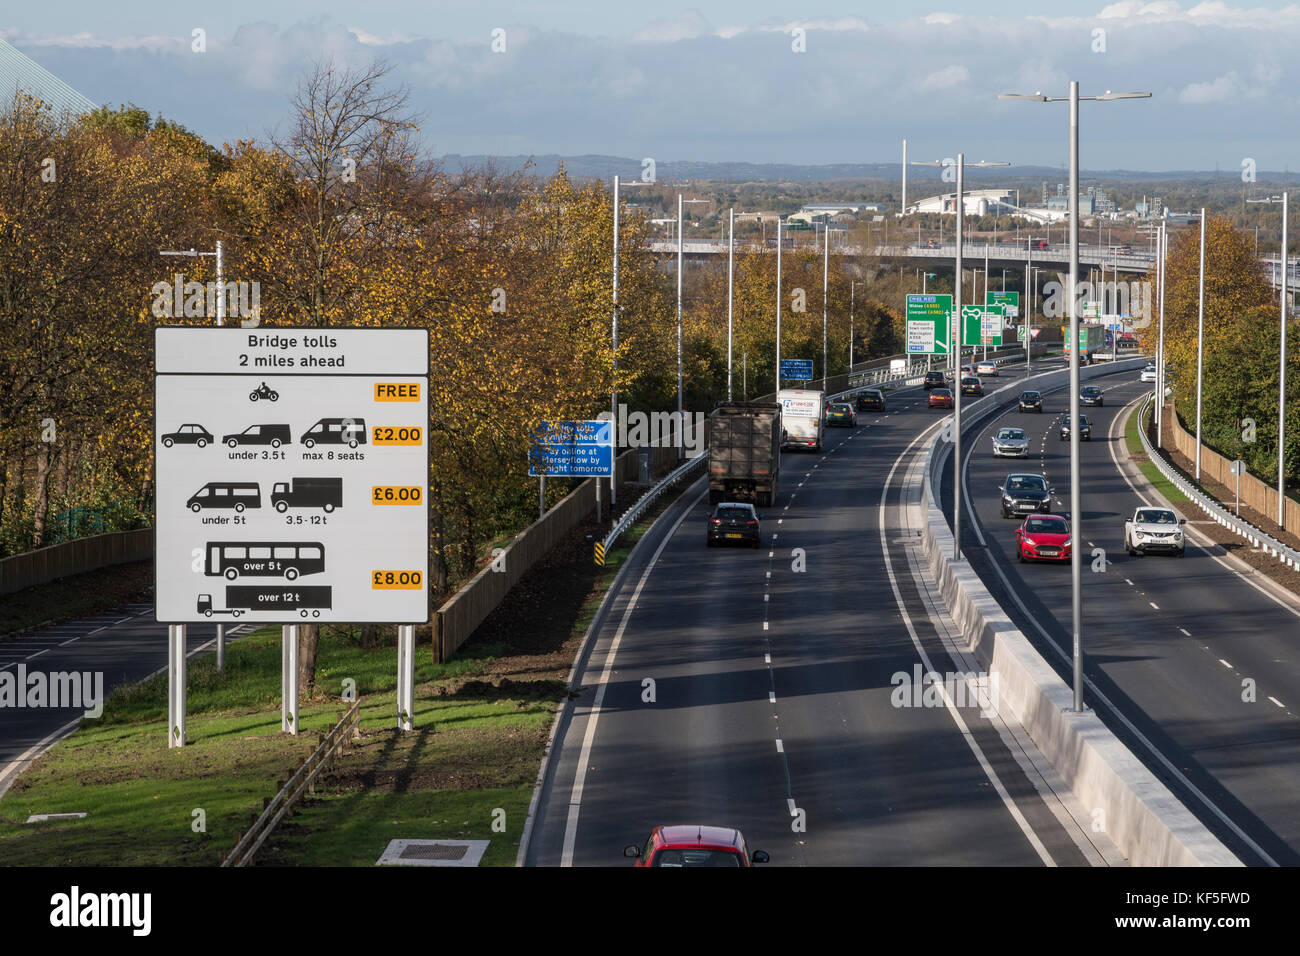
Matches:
[[632, 11, 714, 44], [919, 65, 970, 91], [1178, 72, 1243, 102]]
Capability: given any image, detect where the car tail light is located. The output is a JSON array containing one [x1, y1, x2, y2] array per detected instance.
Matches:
[[746, 520, 758, 527], [710, 518, 721, 525]]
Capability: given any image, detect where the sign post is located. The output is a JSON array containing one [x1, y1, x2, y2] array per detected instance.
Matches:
[[155, 328, 430, 743], [1230, 459, 1246, 515]]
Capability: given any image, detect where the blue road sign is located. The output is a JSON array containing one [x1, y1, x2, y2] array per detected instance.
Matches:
[[781, 359, 813, 381], [529, 420, 614, 477]]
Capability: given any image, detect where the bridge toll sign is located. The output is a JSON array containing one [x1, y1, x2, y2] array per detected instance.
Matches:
[[154, 328, 430, 624]]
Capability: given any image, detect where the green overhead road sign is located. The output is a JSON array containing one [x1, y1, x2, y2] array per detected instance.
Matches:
[[961, 304, 1004, 347], [986, 291, 1019, 318], [905, 294, 951, 355]]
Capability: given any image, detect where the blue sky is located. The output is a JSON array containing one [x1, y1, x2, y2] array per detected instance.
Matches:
[[5, 2, 1300, 171]]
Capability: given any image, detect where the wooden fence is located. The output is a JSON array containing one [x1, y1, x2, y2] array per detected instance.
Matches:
[[1158, 399, 1300, 530], [0, 528, 152, 596], [431, 419, 704, 662]]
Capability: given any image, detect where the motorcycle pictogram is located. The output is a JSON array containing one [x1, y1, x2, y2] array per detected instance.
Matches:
[[249, 382, 279, 402]]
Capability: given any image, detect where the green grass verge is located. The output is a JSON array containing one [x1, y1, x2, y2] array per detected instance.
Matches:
[[1125, 401, 1188, 504]]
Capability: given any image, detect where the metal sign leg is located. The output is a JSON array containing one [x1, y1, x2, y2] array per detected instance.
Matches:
[[397, 625, 414, 732], [282, 625, 298, 734], [168, 624, 187, 748]]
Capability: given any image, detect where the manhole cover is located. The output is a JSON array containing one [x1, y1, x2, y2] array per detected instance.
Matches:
[[401, 843, 467, 861], [376, 839, 489, 867]]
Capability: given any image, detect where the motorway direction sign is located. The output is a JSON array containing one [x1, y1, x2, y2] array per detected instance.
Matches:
[[905, 294, 951, 355], [529, 420, 614, 478], [781, 358, 814, 381], [986, 291, 1019, 318], [154, 328, 430, 625], [961, 304, 1004, 347]]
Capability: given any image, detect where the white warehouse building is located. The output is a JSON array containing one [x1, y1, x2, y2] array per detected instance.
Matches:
[[906, 188, 1053, 222]]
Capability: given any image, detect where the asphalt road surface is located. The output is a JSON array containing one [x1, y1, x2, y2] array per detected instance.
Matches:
[[526, 354, 1123, 866], [950, 367, 1300, 866]]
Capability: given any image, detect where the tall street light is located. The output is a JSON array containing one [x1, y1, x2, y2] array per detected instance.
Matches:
[[1196, 208, 1206, 479], [675, 194, 709, 459], [1247, 193, 1289, 528], [823, 224, 830, 390], [776, 218, 784, 391], [728, 208, 736, 401], [1001, 83, 1151, 713], [913, 156, 1009, 562], [612, 175, 650, 505], [1156, 221, 1168, 446]]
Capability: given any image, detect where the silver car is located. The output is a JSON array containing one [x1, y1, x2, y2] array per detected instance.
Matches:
[[992, 426, 1029, 458], [1140, 365, 1157, 383]]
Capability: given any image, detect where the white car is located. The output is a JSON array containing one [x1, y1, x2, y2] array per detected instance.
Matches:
[[1140, 365, 1157, 383], [976, 361, 998, 377], [992, 426, 1029, 458], [1124, 506, 1186, 557]]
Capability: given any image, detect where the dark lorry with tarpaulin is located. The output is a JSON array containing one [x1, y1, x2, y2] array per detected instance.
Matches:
[[707, 402, 782, 507]]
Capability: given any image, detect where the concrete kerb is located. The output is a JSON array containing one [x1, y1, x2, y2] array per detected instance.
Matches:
[[921, 358, 1240, 866]]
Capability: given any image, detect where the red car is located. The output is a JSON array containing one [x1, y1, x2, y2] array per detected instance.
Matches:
[[624, 825, 770, 867], [928, 387, 954, 409], [1015, 514, 1072, 563]]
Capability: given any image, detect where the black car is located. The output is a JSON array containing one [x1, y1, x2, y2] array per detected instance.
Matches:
[[1080, 385, 1104, 407], [707, 502, 762, 548], [1000, 473, 1055, 518], [161, 423, 214, 448], [856, 389, 886, 412], [1059, 415, 1092, 441], [923, 371, 946, 391], [1018, 391, 1043, 413], [960, 376, 983, 397]]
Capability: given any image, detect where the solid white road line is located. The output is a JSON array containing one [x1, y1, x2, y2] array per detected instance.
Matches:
[[881, 419, 1057, 866], [560, 487, 708, 867]]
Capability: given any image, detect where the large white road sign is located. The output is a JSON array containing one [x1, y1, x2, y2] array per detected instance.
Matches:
[[154, 328, 429, 624]]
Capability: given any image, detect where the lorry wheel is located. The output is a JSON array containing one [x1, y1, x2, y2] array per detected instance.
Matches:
[[204, 609, 213, 617], [323, 503, 335, 513], [276, 501, 288, 512]]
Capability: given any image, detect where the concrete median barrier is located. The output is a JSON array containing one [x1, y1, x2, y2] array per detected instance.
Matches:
[[921, 358, 1240, 867]]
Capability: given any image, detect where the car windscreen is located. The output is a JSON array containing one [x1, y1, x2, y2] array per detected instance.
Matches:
[[996, 429, 1024, 440], [651, 848, 743, 867], [1007, 476, 1047, 491], [932, 389, 951, 396], [1025, 518, 1068, 534], [1135, 510, 1176, 524], [1082, 386, 1100, 394], [1020, 392, 1039, 400]]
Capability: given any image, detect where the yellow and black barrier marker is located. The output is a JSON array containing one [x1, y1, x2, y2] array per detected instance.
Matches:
[[594, 541, 606, 566]]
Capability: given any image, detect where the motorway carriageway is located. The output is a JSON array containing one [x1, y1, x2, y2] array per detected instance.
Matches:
[[526, 354, 1131, 866], [950, 369, 1300, 866], [0, 610, 252, 799]]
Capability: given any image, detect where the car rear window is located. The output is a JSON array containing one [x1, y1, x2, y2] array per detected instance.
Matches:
[[1008, 476, 1046, 491], [651, 848, 743, 867], [1021, 392, 1040, 399]]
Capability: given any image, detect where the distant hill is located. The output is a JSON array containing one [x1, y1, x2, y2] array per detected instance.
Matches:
[[437, 154, 1292, 185]]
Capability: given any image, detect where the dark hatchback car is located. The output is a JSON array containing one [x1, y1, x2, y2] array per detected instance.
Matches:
[[923, 371, 946, 390], [707, 502, 762, 548], [1000, 473, 1055, 518], [856, 388, 886, 412], [826, 403, 857, 427], [1059, 415, 1092, 441], [1080, 384, 1104, 407], [1018, 391, 1043, 413], [960, 376, 984, 397]]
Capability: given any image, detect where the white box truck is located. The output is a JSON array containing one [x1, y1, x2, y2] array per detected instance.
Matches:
[[777, 389, 825, 452]]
